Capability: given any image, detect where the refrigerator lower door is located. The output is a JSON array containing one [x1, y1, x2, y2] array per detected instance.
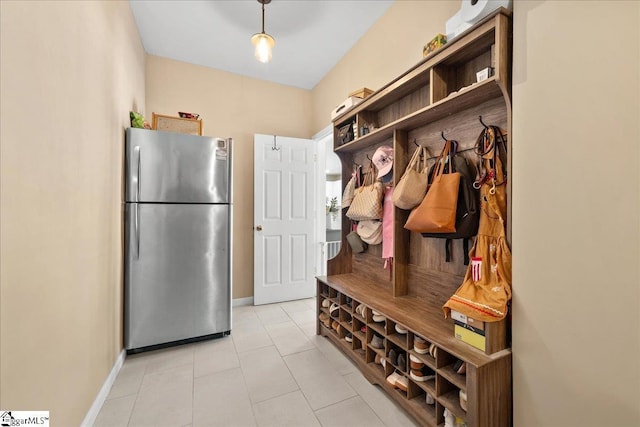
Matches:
[[125, 203, 231, 350]]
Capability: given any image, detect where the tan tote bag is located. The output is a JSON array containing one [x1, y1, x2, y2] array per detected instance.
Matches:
[[393, 146, 428, 210], [404, 140, 460, 233], [443, 126, 511, 322], [346, 164, 384, 221]]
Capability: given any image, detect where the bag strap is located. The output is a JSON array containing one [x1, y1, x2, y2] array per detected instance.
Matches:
[[404, 145, 425, 174], [431, 139, 454, 182]]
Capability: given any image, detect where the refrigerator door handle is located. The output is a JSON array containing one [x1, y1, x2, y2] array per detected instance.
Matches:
[[134, 146, 141, 202], [134, 203, 140, 260]]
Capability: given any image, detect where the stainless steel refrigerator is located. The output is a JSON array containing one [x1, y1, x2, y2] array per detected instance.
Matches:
[[124, 128, 232, 352]]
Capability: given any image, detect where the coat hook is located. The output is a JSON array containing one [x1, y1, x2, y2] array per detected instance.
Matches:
[[413, 139, 420, 147], [441, 131, 447, 142], [366, 154, 372, 161], [479, 115, 489, 129], [272, 135, 280, 151]]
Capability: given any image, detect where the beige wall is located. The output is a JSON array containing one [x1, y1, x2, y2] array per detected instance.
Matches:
[[145, 56, 313, 299], [0, 1, 145, 425], [511, 1, 640, 426], [310, 0, 459, 134]]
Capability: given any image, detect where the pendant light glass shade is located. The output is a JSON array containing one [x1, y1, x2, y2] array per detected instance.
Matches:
[[251, 32, 275, 63], [252, 0, 274, 63]]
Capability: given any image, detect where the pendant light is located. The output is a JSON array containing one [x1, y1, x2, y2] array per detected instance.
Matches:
[[251, 0, 275, 63]]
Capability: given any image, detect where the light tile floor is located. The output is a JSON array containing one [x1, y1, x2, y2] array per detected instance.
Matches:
[[93, 298, 419, 427]]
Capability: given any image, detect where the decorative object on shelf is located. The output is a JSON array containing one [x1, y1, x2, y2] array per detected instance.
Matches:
[[476, 67, 492, 82], [444, 125, 512, 322], [331, 97, 363, 121], [178, 111, 199, 119], [423, 33, 447, 57], [446, 0, 512, 40], [130, 111, 151, 129], [345, 163, 384, 221], [152, 113, 203, 136], [251, 0, 275, 63], [405, 139, 461, 233], [349, 87, 374, 99], [393, 145, 429, 210], [337, 121, 355, 145]]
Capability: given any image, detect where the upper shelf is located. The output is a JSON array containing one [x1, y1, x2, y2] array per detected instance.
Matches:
[[335, 77, 504, 153], [332, 7, 511, 125]]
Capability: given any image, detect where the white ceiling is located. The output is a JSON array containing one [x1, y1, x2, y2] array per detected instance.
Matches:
[[129, 0, 394, 90]]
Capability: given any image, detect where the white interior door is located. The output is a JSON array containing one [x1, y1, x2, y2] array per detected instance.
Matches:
[[254, 134, 316, 305]]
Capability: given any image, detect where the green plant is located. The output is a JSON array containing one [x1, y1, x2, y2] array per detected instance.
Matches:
[[326, 197, 339, 214]]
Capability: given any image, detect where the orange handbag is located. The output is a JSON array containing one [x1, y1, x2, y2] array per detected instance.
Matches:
[[404, 140, 460, 233]]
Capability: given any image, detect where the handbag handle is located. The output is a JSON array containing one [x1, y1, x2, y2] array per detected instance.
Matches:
[[431, 140, 454, 182], [404, 146, 429, 175]]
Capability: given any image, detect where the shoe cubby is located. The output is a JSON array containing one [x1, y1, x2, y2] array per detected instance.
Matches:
[[318, 282, 330, 298], [352, 301, 366, 323], [353, 318, 366, 347], [437, 349, 467, 392], [406, 379, 438, 426], [317, 275, 511, 427], [409, 333, 437, 370], [387, 319, 409, 349], [386, 342, 407, 373], [367, 309, 386, 337], [436, 375, 467, 423], [339, 307, 352, 329]]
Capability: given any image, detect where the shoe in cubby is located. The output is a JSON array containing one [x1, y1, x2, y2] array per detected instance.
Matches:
[[395, 324, 408, 334], [409, 354, 424, 370], [371, 310, 385, 323], [329, 303, 339, 316], [397, 353, 406, 372], [410, 366, 435, 382], [370, 334, 384, 349], [414, 335, 428, 354]]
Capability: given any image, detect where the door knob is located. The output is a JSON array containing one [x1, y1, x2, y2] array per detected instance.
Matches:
[[256, 225, 263, 231]]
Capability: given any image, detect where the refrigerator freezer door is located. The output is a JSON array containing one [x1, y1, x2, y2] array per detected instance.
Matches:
[[125, 203, 231, 350], [125, 128, 231, 204]]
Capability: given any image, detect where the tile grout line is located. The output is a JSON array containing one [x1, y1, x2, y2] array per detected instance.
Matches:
[[278, 347, 322, 425], [234, 338, 269, 426]]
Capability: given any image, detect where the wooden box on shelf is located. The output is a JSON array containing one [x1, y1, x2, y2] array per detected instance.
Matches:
[[152, 113, 203, 136]]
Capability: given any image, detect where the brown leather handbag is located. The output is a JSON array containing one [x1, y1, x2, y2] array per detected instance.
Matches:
[[404, 140, 460, 233]]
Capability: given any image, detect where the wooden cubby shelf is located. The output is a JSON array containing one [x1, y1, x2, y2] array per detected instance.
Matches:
[[318, 8, 513, 427]]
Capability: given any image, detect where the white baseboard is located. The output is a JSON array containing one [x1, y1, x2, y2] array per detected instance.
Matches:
[[80, 349, 126, 427], [233, 296, 254, 307]]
